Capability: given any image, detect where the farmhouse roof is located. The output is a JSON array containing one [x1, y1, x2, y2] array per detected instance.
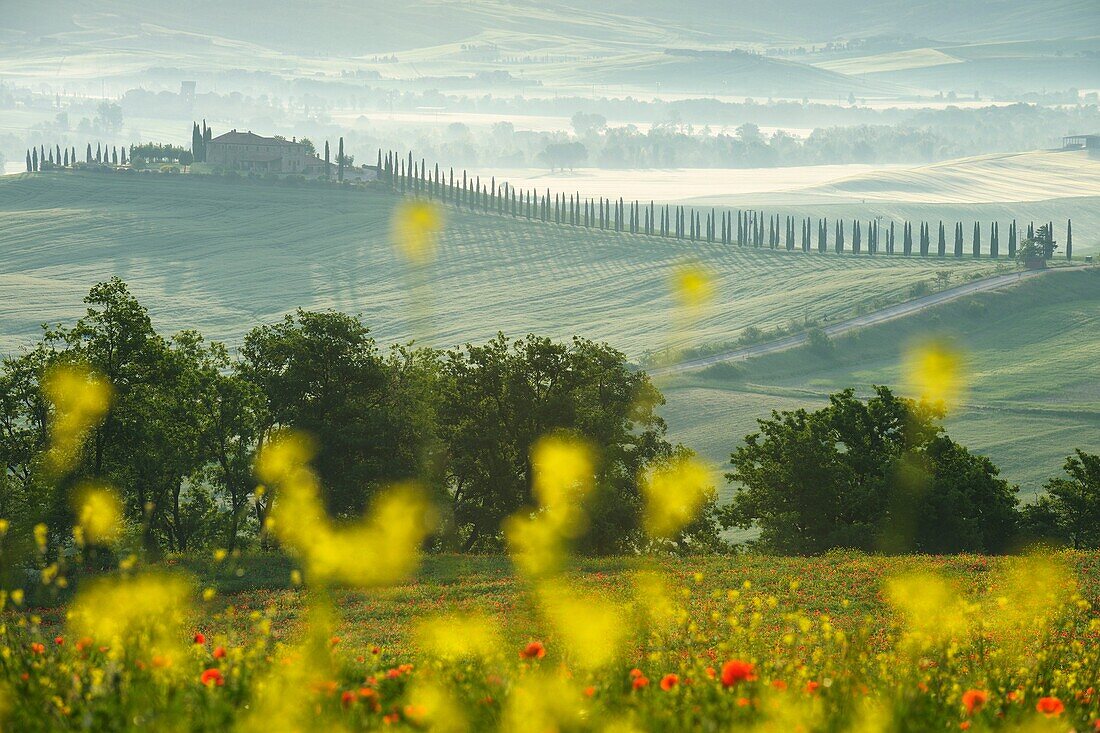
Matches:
[[209, 130, 300, 146]]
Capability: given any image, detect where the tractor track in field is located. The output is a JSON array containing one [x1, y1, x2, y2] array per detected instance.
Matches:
[[653, 265, 1088, 376]]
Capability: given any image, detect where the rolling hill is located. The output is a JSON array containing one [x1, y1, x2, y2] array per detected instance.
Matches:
[[2, 1, 1095, 98], [0, 171, 1000, 360], [661, 267, 1100, 498]]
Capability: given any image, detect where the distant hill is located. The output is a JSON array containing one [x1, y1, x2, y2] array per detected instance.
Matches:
[[5, 0, 1094, 51], [3, 1, 1096, 99], [0, 172, 993, 358]]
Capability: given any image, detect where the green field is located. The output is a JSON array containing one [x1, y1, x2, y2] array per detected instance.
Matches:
[[0, 172, 998, 359], [662, 268, 1100, 499]]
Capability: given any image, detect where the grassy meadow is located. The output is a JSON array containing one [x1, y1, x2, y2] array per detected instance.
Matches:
[[664, 268, 1100, 499], [6, 550, 1099, 731], [0, 171, 999, 358]]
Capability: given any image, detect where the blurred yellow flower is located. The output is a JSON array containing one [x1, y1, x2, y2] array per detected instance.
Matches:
[[73, 483, 123, 546], [43, 364, 112, 475], [67, 572, 191, 657], [671, 263, 714, 310], [392, 199, 443, 265], [505, 435, 595, 579], [903, 339, 964, 409], [642, 454, 713, 539], [416, 612, 500, 661], [539, 581, 626, 670], [256, 432, 435, 588]]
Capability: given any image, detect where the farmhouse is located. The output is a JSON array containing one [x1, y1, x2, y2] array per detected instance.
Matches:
[[1062, 134, 1100, 150], [205, 130, 324, 174]]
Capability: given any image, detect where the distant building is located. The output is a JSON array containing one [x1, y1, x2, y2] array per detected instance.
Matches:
[[180, 81, 196, 106], [1062, 134, 1100, 150], [206, 130, 323, 174]]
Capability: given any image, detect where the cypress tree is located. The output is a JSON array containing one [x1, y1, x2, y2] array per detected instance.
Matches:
[[1008, 221, 1017, 257], [30, 148, 36, 172], [56, 145, 61, 163], [324, 141, 330, 179], [112, 147, 118, 165], [972, 222, 980, 258], [63, 148, 69, 167], [937, 222, 946, 257], [338, 138, 345, 181], [990, 222, 999, 258], [1066, 219, 1072, 260]]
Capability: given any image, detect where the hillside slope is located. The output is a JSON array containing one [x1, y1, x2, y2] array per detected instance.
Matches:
[[0, 173, 997, 359], [661, 268, 1100, 497]]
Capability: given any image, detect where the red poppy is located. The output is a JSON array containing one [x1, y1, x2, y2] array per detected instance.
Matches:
[[200, 668, 224, 687], [660, 674, 679, 691], [30, 642, 45, 655], [1036, 697, 1064, 717], [53, 636, 64, 646], [720, 660, 756, 687], [583, 686, 596, 698], [213, 646, 226, 659], [193, 633, 206, 645], [959, 722, 971, 730], [341, 691, 356, 708], [805, 681, 821, 695], [771, 680, 788, 691], [632, 675, 650, 690], [962, 689, 988, 716], [519, 641, 546, 660]]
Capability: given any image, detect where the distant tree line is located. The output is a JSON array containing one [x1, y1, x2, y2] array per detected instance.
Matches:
[[22, 140, 204, 171], [381, 150, 1076, 261], [335, 96, 1100, 169], [2, 281, 1096, 563]]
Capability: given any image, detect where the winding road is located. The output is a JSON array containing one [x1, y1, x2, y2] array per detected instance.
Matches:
[[654, 266, 1084, 376]]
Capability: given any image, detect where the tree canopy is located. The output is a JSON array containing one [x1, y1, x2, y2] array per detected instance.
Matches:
[[726, 386, 1019, 554]]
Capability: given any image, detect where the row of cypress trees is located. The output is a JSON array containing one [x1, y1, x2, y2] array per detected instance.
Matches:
[[379, 150, 1076, 261], [24, 143, 128, 171]]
